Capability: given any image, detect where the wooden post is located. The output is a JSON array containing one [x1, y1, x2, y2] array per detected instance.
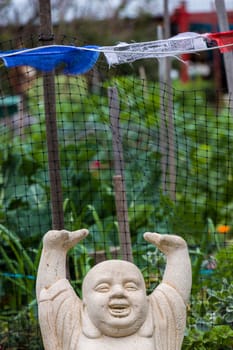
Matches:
[[175, 2, 190, 83], [158, 0, 176, 201], [157, 25, 168, 195], [164, 0, 176, 201], [39, 0, 64, 229], [108, 87, 133, 262], [215, 0, 233, 103]]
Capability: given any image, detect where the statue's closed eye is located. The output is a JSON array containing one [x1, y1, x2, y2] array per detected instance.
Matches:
[[124, 282, 138, 291], [94, 283, 110, 293]]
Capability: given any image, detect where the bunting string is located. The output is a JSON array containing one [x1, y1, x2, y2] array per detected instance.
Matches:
[[1, 30, 233, 74]]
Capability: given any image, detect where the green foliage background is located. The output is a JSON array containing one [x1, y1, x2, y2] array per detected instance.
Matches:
[[0, 71, 233, 348]]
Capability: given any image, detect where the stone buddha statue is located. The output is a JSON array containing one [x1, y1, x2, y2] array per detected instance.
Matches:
[[36, 229, 191, 350]]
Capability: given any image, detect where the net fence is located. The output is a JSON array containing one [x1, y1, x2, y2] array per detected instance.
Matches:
[[0, 35, 233, 349]]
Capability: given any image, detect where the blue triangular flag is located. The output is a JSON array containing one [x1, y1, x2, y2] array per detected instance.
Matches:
[[0, 45, 100, 75]]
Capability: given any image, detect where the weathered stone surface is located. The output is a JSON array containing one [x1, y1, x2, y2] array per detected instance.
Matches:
[[36, 229, 191, 350]]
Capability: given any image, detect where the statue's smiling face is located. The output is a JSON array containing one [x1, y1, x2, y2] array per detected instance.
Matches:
[[82, 260, 148, 337]]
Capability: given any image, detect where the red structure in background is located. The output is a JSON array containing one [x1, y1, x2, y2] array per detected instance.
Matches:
[[171, 1, 233, 85]]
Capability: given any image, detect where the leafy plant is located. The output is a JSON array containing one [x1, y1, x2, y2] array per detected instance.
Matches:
[[0, 300, 43, 350], [0, 224, 41, 311], [207, 281, 233, 326], [183, 325, 233, 350], [211, 243, 233, 284], [183, 279, 233, 349], [0, 224, 43, 349], [86, 204, 118, 250], [183, 240, 233, 349], [0, 129, 51, 241], [172, 84, 233, 240], [69, 243, 92, 297]]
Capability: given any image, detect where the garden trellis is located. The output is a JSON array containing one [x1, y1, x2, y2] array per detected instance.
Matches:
[[0, 32, 233, 349]]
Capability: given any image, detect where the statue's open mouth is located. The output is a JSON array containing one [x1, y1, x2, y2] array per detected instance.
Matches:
[[108, 301, 130, 317]]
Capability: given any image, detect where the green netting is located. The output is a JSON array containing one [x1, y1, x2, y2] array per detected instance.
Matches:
[[0, 35, 232, 349]]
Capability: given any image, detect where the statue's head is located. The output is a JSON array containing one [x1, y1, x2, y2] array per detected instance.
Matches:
[[82, 259, 149, 337]]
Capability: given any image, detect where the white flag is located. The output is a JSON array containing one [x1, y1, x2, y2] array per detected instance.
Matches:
[[102, 32, 208, 66]]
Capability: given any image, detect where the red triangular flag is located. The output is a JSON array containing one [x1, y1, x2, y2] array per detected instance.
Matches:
[[206, 30, 233, 52]]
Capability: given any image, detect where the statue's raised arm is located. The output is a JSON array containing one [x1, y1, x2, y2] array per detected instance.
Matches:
[[36, 228, 89, 300], [36, 229, 88, 350], [144, 232, 192, 305]]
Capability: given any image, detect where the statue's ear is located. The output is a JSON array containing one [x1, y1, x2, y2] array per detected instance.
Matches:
[[138, 299, 154, 338], [81, 303, 102, 339]]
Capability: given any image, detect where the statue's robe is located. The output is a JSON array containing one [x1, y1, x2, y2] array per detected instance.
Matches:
[[38, 279, 186, 350]]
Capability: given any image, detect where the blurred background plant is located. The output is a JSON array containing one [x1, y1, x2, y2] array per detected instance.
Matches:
[[0, 72, 233, 348]]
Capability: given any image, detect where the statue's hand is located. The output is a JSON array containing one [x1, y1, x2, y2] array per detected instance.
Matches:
[[43, 229, 89, 251], [143, 232, 187, 256]]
